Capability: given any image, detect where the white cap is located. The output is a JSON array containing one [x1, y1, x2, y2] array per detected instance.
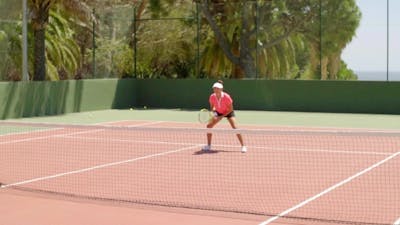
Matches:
[[212, 82, 223, 89]]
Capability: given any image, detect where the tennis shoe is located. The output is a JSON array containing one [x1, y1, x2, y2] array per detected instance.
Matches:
[[241, 146, 247, 153], [202, 145, 211, 151]]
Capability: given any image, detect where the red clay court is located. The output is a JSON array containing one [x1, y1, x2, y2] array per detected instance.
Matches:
[[1, 119, 400, 225]]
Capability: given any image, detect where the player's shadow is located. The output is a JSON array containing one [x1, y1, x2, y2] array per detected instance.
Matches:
[[193, 149, 235, 155]]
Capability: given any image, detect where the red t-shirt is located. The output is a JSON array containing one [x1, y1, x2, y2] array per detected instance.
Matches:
[[209, 92, 233, 114]]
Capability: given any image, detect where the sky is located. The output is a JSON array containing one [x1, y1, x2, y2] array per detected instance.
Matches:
[[341, 0, 400, 72]]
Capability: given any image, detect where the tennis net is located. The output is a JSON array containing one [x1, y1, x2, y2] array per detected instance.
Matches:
[[1, 120, 399, 225]]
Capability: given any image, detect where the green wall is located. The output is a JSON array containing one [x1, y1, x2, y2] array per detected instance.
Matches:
[[1, 79, 400, 119], [136, 79, 400, 114], [0, 79, 136, 119]]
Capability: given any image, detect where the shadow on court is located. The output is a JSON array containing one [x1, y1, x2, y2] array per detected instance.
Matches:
[[193, 149, 238, 155]]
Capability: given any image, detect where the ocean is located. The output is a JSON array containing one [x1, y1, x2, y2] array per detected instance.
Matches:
[[355, 71, 400, 81]]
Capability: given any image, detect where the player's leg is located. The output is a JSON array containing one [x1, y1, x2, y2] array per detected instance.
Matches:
[[227, 116, 247, 153], [202, 116, 223, 151]]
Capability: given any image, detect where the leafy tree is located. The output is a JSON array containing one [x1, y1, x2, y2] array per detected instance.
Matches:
[[303, 0, 361, 80], [146, 0, 360, 80], [4, 0, 360, 80], [0, 18, 21, 80], [29, 0, 92, 80], [194, 0, 320, 78]]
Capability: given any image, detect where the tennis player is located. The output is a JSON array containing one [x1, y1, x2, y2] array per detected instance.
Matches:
[[202, 80, 247, 153]]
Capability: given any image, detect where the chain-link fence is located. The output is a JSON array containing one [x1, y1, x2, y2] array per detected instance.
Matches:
[[90, 1, 340, 80], [0, 0, 22, 81]]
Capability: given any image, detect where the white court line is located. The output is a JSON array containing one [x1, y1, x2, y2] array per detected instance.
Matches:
[[0, 120, 118, 138], [124, 124, 400, 134], [394, 217, 400, 225], [61, 135, 394, 156], [0, 127, 63, 137], [0, 126, 104, 145], [127, 121, 165, 127], [0, 120, 165, 146], [0, 144, 201, 189], [129, 119, 400, 134], [258, 151, 400, 225]]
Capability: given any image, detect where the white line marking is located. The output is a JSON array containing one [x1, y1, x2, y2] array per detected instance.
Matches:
[[394, 217, 400, 225], [0, 121, 114, 138], [256, 146, 393, 156], [125, 119, 400, 133], [61, 135, 192, 146], [127, 121, 165, 127], [0, 127, 62, 137], [60, 135, 394, 156], [0, 120, 163, 146], [121, 124, 400, 135], [258, 151, 400, 225], [0, 128, 104, 145], [98, 121, 133, 125], [4, 119, 400, 135], [0, 145, 201, 189]]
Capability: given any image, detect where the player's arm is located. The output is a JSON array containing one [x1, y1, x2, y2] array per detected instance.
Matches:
[[209, 102, 215, 112], [209, 103, 219, 118]]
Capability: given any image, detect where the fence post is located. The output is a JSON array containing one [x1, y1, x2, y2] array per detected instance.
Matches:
[[386, 0, 389, 81], [255, 1, 259, 79], [133, 6, 137, 78], [22, 0, 29, 81], [196, 2, 201, 78], [92, 8, 96, 78]]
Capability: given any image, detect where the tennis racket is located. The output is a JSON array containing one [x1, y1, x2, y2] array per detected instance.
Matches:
[[198, 108, 213, 124]]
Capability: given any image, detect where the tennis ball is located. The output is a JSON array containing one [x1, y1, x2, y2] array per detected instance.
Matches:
[[144, 106, 147, 109], [130, 108, 133, 111]]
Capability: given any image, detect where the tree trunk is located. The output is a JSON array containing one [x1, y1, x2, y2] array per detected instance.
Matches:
[[230, 32, 244, 78], [33, 28, 46, 81], [31, 0, 50, 81], [129, 0, 148, 47], [320, 57, 328, 80], [239, 45, 256, 78], [240, 57, 256, 78], [328, 53, 341, 80]]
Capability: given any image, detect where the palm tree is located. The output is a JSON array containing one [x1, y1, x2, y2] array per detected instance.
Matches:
[[29, 0, 51, 80], [29, 0, 92, 80], [46, 9, 81, 80]]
